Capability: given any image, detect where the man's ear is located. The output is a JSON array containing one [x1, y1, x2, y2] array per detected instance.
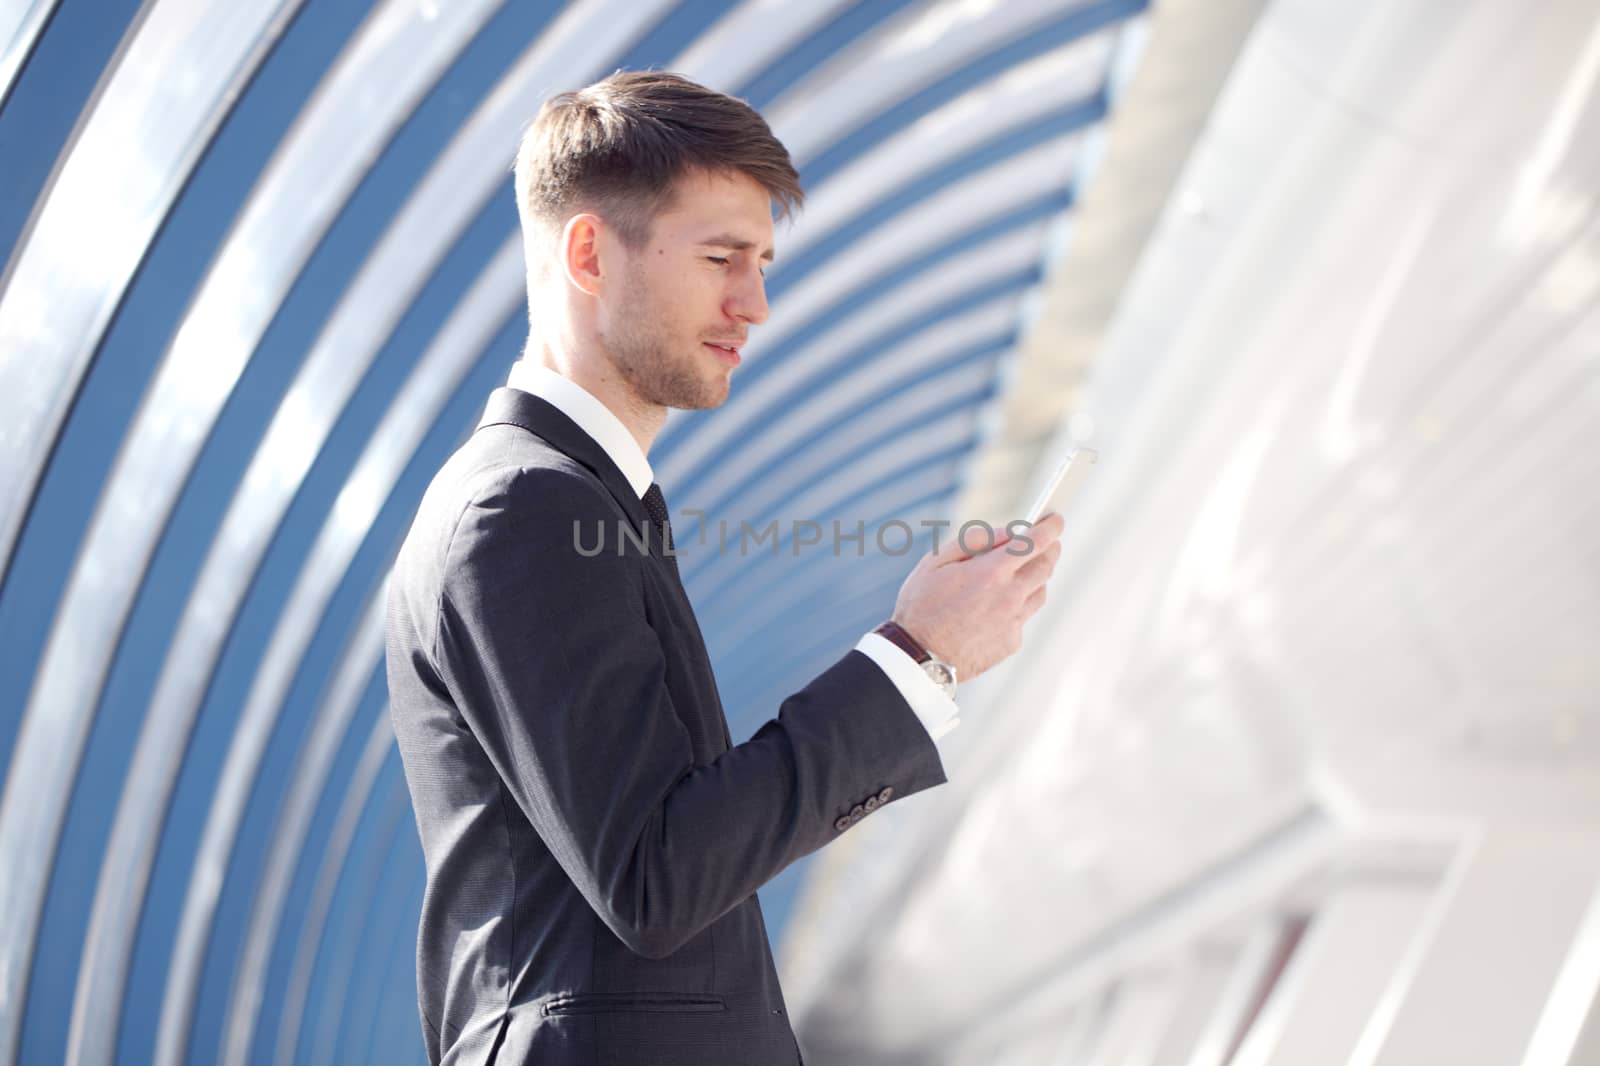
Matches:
[[559, 213, 605, 297]]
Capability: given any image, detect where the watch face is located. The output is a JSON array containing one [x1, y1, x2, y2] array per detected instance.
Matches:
[[922, 660, 956, 690]]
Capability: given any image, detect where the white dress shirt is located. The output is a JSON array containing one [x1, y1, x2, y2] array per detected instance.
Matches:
[[505, 360, 960, 742]]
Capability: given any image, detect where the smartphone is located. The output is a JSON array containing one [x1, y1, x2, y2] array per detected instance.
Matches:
[[1024, 446, 1098, 524]]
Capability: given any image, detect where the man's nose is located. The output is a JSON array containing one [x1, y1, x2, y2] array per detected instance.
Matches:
[[728, 269, 769, 325]]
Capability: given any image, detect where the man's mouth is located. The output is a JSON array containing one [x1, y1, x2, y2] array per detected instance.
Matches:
[[704, 341, 742, 366]]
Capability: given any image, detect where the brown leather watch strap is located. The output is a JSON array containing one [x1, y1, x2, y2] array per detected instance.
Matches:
[[873, 620, 931, 664]]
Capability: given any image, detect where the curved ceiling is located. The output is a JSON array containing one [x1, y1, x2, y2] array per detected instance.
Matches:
[[0, 1, 1150, 1063]]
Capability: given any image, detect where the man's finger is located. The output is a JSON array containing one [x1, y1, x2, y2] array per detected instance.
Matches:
[[1015, 539, 1062, 586], [994, 513, 1065, 570], [928, 520, 1011, 565]]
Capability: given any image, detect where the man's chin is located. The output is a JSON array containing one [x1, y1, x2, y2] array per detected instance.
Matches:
[[672, 392, 727, 412], [669, 377, 731, 411], [656, 388, 726, 408], [633, 370, 726, 411]]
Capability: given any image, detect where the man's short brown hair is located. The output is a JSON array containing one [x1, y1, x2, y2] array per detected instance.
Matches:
[[514, 69, 804, 249]]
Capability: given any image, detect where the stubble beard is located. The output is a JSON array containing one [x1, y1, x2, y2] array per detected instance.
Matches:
[[604, 263, 729, 412]]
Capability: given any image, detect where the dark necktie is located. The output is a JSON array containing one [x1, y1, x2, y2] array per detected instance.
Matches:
[[643, 483, 725, 745], [641, 483, 677, 562]]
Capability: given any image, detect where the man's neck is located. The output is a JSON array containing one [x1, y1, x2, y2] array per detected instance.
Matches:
[[532, 341, 665, 458]]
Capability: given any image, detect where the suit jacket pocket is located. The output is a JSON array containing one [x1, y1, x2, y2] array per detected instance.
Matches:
[[541, 992, 726, 1017]]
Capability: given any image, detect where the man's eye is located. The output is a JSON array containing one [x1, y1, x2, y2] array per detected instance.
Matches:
[[706, 256, 729, 266]]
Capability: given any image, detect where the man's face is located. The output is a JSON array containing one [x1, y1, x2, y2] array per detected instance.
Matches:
[[595, 168, 774, 411]]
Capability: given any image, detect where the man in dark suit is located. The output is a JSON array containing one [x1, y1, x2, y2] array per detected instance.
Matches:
[[385, 71, 1063, 1065]]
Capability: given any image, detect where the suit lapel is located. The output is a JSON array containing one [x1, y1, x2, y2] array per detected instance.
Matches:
[[476, 389, 731, 752], [475, 387, 649, 532]]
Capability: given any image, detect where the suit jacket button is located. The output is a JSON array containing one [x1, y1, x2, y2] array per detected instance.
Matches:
[[864, 797, 880, 812], [849, 804, 866, 821], [834, 815, 852, 831], [877, 787, 894, 804]]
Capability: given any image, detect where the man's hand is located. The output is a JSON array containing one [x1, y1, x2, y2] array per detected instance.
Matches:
[[889, 513, 1065, 682]]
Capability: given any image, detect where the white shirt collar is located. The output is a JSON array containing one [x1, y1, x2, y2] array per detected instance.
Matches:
[[505, 360, 654, 499]]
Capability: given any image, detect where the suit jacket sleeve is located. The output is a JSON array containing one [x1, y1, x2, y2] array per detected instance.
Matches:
[[432, 463, 946, 959]]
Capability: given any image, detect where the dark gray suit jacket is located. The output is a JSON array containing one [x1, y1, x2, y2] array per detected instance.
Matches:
[[385, 387, 947, 1065]]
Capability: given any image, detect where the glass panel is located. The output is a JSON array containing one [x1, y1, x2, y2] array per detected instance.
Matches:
[[0, 2, 304, 1059], [0, 0, 63, 104]]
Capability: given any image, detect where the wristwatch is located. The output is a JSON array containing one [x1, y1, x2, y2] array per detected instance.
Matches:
[[873, 620, 958, 702]]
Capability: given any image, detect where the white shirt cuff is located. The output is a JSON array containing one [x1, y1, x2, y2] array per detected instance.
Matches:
[[854, 631, 960, 742]]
